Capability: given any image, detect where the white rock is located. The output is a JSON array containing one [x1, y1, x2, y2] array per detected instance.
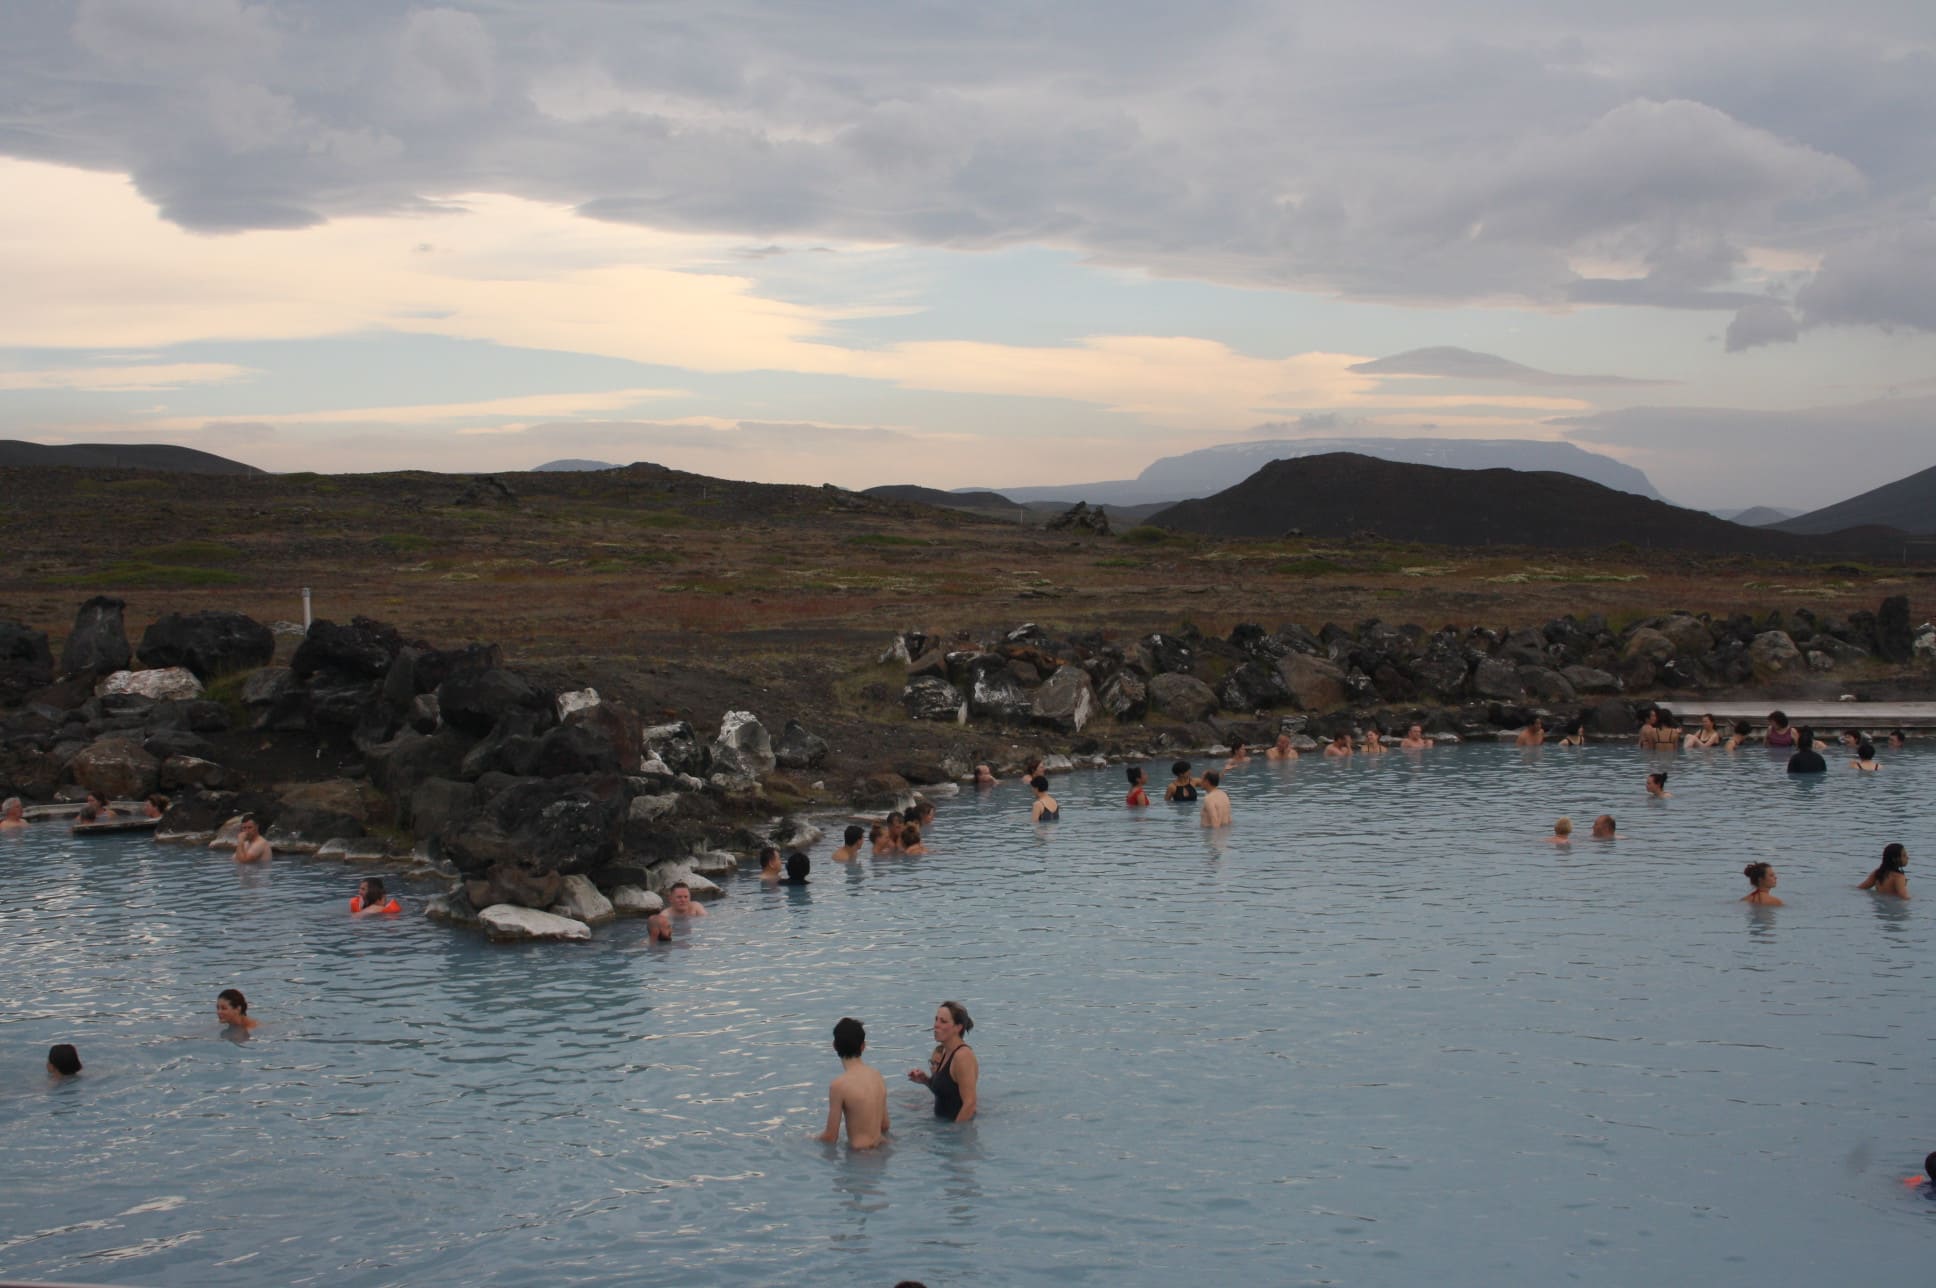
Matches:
[[646, 863, 722, 899], [776, 818, 823, 848], [675, 773, 707, 792], [315, 838, 393, 863], [209, 816, 246, 847], [556, 687, 601, 720], [878, 635, 913, 664], [479, 904, 591, 942], [712, 709, 776, 777], [97, 667, 203, 701], [628, 794, 680, 822], [1041, 754, 1076, 773], [611, 885, 664, 915], [638, 755, 672, 776], [922, 782, 960, 798], [687, 848, 740, 877], [551, 874, 616, 924]]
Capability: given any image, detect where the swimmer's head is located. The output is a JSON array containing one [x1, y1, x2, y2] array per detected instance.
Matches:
[[85, 790, 108, 809], [1858, 742, 1876, 760], [785, 852, 811, 881], [843, 824, 865, 845], [1795, 726, 1815, 747], [1735, 721, 1753, 736], [1926, 1150, 1936, 1183], [886, 811, 903, 828], [832, 1016, 866, 1059], [1592, 814, 1616, 838], [1029, 775, 1050, 793], [1554, 817, 1572, 837], [913, 802, 935, 823], [1743, 861, 1774, 888], [1768, 709, 1789, 728], [1127, 765, 1146, 786], [759, 844, 780, 865], [938, 1000, 974, 1036], [358, 877, 386, 905], [216, 988, 249, 1024], [1171, 760, 1191, 778], [48, 1043, 81, 1076], [2, 796, 20, 817], [76, 803, 100, 822], [1880, 843, 1907, 873], [900, 824, 921, 846], [1648, 772, 1668, 788], [1202, 770, 1220, 788]]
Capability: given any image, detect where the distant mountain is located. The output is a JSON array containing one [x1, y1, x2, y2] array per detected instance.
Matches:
[[1723, 506, 1800, 527], [1146, 453, 1858, 554], [864, 484, 1020, 510], [980, 437, 1663, 506], [532, 458, 618, 472], [0, 439, 261, 474], [1770, 462, 1936, 536]]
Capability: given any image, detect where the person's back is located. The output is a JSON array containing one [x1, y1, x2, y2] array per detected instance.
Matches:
[[816, 1017, 889, 1148], [1199, 770, 1231, 828], [1787, 728, 1827, 774]]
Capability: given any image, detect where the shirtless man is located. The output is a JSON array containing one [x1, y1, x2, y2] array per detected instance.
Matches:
[[1515, 718, 1546, 747], [758, 847, 784, 883], [1399, 723, 1430, 750], [1199, 770, 1232, 828], [814, 1017, 888, 1148], [0, 797, 26, 830], [1265, 733, 1299, 761], [1590, 814, 1620, 840], [831, 825, 865, 863], [667, 880, 707, 918], [232, 816, 272, 863], [646, 910, 674, 942], [1323, 731, 1353, 758]]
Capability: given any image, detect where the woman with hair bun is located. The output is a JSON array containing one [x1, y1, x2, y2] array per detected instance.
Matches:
[[909, 1001, 979, 1122], [1741, 863, 1783, 906]]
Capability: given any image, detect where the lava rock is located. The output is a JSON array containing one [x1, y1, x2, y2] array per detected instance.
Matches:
[[773, 719, 829, 770], [61, 596, 131, 676], [1277, 654, 1347, 711], [643, 721, 710, 777], [479, 905, 590, 942], [1748, 631, 1803, 683], [712, 710, 777, 778], [68, 736, 160, 799], [136, 611, 274, 681], [1148, 672, 1220, 721], [903, 678, 965, 722], [96, 668, 203, 701], [1219, 660, 1291, 712], [0, 621, 55, 705], [1031, 664, 1097, 733], [1098, 670, 1148, 721], [436, 667, 551, 737], [1876, 595, 1913, 663], [440, 774, 628, 879], [290, 617, 406, 681]]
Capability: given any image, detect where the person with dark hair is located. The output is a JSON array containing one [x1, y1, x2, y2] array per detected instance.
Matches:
[[814, 1017, 888, 1148], [1124, 765, 1150, 807], [83, 790, 118, 817], [1786, 729, 1827, 774], [1686, 713, 1721, 750], [1363, 725, 1387, 754], [973, 763, 997, 788], [869, 821, 899, 857], [758, 847, 784, 883], [832, 825, 865, 863], [1852, 742, 1881, 772], [1840, 728, 1865, 752], [47, 1044, 82, 1078], [1514, 717, 1545, 747], [232, 815, 272, 863], [1224, 741, 1252, 769], [781, 852, 812, 885], [1, 796, 27, 829], [1164, 760, 1200, 802], [1859, 843, 1910, 899], [1646, 772, 1671, 798], [1029, 775, 1059, 823], [899, 824, 927, 856], [216, 988, 258, 1033], [351, 877, 401, 915], [143, 794, 170, 819], [908, 1001, 978, 1122], [1741, 862, 1783, 906], [1267, 732, 1300, 760], [1726, 720, 1754, 751], [910, 801, 936, 832], [1323, 730, 1354, 757], [1199, 769, 1231, 828], [1399, 723, 1430, 750], [667, 881, 707, 919], [1636, 707, 1664, 749], [1764, 710, 1795, 748], [1556, 719, 1587, 747], [1887, 729, 1907, 751]]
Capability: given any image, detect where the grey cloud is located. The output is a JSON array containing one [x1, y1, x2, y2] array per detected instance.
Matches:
[[525, 419, 916, 453], [2, 1, 1932, 318], [1724, 300, 1801, 352], [1348, 346, 1668, 387], [1798, 222, 1936, 333]]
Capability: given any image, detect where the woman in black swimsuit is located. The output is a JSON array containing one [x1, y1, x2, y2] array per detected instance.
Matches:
[[1029, 775, 1060, 822], [908, 1000, 978, 1121], [1164, 760, 1199, 803]]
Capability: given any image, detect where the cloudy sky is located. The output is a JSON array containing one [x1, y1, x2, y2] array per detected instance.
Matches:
[[3, 1, 1933, 509]]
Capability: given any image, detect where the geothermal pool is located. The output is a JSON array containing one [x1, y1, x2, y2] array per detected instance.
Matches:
[[2, 741, 1931, 1286]]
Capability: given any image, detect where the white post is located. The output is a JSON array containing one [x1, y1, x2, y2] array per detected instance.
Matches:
[[301, 587, 312, 631]]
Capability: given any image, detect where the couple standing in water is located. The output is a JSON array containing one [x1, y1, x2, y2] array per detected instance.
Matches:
[[816, 1001, 979, 1149]]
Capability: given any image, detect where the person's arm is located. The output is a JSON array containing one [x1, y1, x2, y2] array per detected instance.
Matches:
[[952, 1048, 979, 1122], [815, 1082, 843, 1142], [1858, 871, 1879, 890], [907, 1066, 930, 1085]]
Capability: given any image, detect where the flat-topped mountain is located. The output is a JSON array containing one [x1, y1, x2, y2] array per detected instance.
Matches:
[[0, 439, 261, 474], [1147, 452, 1895, 554]]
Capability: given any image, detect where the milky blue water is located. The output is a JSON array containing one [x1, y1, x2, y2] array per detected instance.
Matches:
[[2, 741, 1932, 1287]]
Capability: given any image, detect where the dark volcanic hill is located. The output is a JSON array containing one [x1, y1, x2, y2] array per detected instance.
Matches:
[[0, 439, 261, 474], [1771, 462, 1936, 536], [864, 484, 1019, 510], [1146, 453, 1891, 554]]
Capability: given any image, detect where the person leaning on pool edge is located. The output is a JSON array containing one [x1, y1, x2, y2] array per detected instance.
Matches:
[[909, 1000, 978, 1122]]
